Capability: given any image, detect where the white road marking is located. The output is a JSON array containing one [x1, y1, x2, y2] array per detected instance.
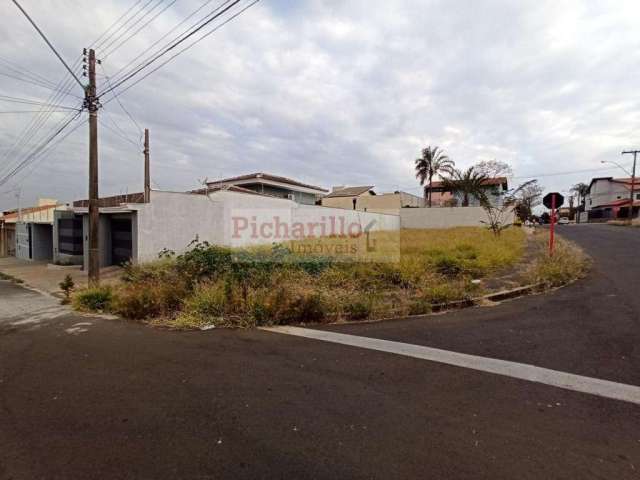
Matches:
[[261, 326, 640, 406]]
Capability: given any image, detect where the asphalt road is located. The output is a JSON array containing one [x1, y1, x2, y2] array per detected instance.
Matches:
[[1, 224, 639, 479]]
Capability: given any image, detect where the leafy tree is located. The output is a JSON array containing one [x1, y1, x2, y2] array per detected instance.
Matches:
[[479, 180, 539, 236], [512, 180, 543, 220], [440, 167, 489, 207], [414, 146, 455, 207], [474, 159, 513, 179]]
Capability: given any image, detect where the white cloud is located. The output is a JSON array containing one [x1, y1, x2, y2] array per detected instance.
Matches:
[[2, 0, 640, 209]]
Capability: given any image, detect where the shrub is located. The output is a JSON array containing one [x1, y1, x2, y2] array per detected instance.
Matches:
[[344, 296, 373, 321], [59, 274, 75, 304], [73, 286, 113, 311], [176, 242, 233, 280]]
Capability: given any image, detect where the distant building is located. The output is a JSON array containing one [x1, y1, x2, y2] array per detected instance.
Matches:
[[0, 199, 60, 261], [321, 186, 424, 213], [205, 173, 328, 205], [585, 177, 640, 221], [428, 177, 509, 207]]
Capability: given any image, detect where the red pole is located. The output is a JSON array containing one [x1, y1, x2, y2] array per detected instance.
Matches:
[[549, 193, 556, 256]]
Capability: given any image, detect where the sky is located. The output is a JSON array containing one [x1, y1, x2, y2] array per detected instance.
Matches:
[[1, 0, 640, 212]]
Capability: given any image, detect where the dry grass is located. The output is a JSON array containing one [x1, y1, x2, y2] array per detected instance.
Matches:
[[526, 232, 590, 287], [72, 227, 529, 328]]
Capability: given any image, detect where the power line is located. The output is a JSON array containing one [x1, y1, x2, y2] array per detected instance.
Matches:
[[101, 0, 178, 60], [0, 55, 57, 87], [99, 63, 143, 143], [94, 0, 158, 51], [0, 70, 82, 98], [100, 0, 242, 96], [2, 118, 87, 189], [105, 0, 221, 86], [0, 94, 78, 110], [98, 115, 140, 148], [0, 110, 72, 114], [0, 111, 83, 186], [102, 0, 259, 100], [11, 0, 84, 90], [90, 0, 145, 50]]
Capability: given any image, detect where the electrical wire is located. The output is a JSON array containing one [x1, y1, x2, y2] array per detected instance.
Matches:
[[0, 111, 83, 186], [99, 63, 143, 144], [0, 70, 82, 98], [101, 0, 178, 60], [100, 0, 241, 95], [105, 0, 221, 86], [102, 0, 259, 99]]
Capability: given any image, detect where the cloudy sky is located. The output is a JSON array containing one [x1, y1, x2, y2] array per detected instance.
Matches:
[[1, 0, 639, 211]]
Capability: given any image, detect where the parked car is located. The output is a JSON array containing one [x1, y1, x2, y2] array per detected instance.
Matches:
[[558, 217, 570, 225]]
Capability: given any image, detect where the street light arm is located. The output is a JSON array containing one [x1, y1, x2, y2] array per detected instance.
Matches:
[[601, 160, 632, 176]]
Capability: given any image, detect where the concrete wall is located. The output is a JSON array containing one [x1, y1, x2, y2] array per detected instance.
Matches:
[[321, 192, 423, 214], [134, 191, 400, 262], [400, 206, 515, 229]]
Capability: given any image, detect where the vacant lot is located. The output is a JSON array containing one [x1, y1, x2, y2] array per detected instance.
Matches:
[[74, 227, 531, 327]]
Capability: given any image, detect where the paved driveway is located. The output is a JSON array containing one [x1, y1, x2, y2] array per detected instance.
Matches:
[[1, 224, 639, 479]]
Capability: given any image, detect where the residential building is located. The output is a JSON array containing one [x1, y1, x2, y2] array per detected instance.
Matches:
[[321, 186, 424, 214], [204, 173, 328, 205], [585, 177, 640, 221], [428, 177, 509, 207], [56, 188, 400, 268], [0, 199, 60, 261]]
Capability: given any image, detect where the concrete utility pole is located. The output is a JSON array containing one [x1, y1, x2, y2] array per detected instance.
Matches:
[[621, 150, 638, 225], [86, 49, 100, 285], [144, 128, 150, 203]]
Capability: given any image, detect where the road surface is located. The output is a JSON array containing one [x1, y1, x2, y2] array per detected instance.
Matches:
[[1, 224, 639, 479]]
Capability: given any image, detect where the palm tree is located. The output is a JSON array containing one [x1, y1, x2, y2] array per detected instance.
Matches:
[[571, 182, 589, 208], [414, 146, 455, 207], [440, 167, 489, 207]]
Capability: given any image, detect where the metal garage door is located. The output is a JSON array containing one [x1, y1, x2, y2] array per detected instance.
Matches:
[[111, 218, 132, 265]]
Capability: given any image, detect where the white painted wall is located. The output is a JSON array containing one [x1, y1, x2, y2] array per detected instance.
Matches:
[[400, 206, 515, 229], [134, 190, 400, 262]]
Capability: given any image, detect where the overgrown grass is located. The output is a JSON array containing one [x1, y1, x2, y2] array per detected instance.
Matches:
[[0, 271, 24, 284], [72, 227, 527, 328], [526, 233, 590, 287]]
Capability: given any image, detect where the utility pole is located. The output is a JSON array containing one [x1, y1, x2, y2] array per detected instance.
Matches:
[[85, 49, 100, 285], [144, 128, 150, 203], [621, 150, 638, 226]]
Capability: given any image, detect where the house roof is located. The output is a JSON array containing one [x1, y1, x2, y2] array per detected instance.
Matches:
[[206, 172, 328, 193], [1, 203, 58, 221], [588, 177, 640, 192], [429, 177, 508, 190], [73, 193, 145, 208], [324, 186, 375, 198], [192, 184, 272, 197]]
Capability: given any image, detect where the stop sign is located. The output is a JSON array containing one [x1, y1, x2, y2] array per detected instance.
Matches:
[[543, 192, 564, 209]]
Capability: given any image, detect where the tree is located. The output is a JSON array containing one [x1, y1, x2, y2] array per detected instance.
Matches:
[[440, 167, 489, 207], [571, 182, 589, 210], [414, 146, 455, 207], [474, 159, 513, 179], [512, 180, 543, 221], [479, 180, 539, 236]]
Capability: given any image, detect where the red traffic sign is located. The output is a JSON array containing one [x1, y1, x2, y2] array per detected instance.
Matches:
[[543, 192, 564, 209]]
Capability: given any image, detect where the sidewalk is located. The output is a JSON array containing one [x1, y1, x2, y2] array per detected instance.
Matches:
[[0, 257, 121, 296]]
